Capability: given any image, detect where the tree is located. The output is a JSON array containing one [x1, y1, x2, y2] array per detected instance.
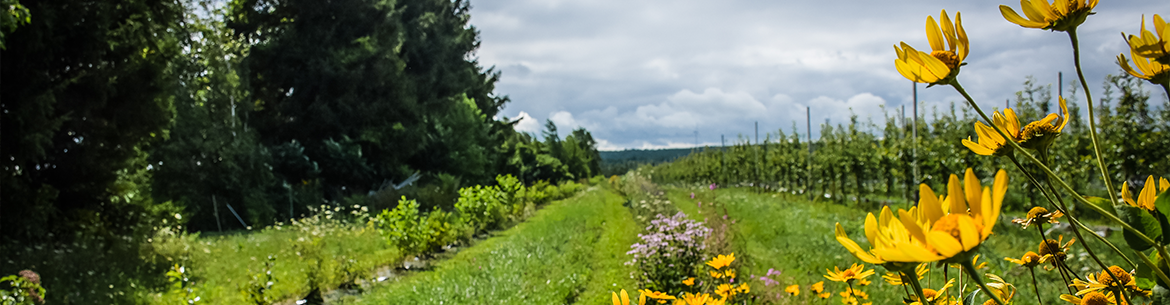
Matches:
[[1, 0, 185, 239]]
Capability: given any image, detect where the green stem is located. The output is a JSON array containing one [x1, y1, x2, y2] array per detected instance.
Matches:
[[950, 81, 1159, 247], [960, 259, 1005, 305], [1037, 151, 1113, 278], [903, 270, 930, 305], [1136, 249, 1170, 289], [1068, 29, 1122, 214], [1028, 267, 1044, 305]]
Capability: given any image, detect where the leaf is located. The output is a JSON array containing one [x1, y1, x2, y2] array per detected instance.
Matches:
[[1153, 285, 1170, 305], [1156, 191, 1170, 225], [1115, 204, 1162, 251], [962, 288, 982, 305]]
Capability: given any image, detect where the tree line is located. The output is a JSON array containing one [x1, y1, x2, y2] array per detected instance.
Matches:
[[646, 75, 1170, 213], [0, 0, 601, 241]]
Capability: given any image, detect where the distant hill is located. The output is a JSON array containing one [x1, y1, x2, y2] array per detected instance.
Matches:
[[599, 147, 721, 176]]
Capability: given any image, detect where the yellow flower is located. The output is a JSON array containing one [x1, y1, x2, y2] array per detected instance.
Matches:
[[963, 107, 1025, 156], [1012, 206, 1064, 229], [985, 274, 1016, 304], [1059, 291, 1116, 305], [1119, 51, 1170, 86], [818, 292, 831, 299], [723, 269, 735, 279], [999, 0, 1097, 32], [715, 284, 734, 298], [785, 284, 800, 296], [682, 277, 695, 286], [1070, 266, 1140, 296], [709, 270, 723, 279], [836, 169, 1008, 264], [882, 263, 928, 286], [824, 263, 875, 283], [894, 10, 968, 85], [1005, 251, 1044, 268], [675, 292, 711, 305], [705, 253, 735, 270], [1039, 235, 1076, 262], [1121, 175, 1170, 211], [736, 283, 750, 294], [612, 289, 632, 305], [639, 289, 676, 303], [1124, 14, 1170, 65], [840, 287, 869, 299], [1018, 97, 1071, 150], [810, 281, 825, 293]]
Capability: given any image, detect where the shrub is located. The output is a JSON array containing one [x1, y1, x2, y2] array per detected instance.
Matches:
[[626, 212, 711, 296], [454, 185, 507, 232], [371, 197, 431, 257]]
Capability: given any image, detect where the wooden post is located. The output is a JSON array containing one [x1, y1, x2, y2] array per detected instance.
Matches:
[[213, 195, 222, 232]]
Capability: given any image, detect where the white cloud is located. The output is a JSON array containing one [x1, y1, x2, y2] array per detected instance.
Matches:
[[512, 111, 541, 133], [477, 0, 1167, 149]]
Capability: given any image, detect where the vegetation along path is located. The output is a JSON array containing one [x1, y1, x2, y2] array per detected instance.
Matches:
[[343, 186, 639, 304]]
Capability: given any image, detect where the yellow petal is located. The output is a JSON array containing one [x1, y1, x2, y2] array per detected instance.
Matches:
[[1003, 109, 1021, 138], [964, 168, 982, 215], [940, 10, 958, 52], [1161, 177, 1169, 193], [837, 223, 885, 264], [927, 16, 945, 52], [927, 231, 963, 257], [1027, 0, 1056, 21], [956, 12, 968, 61], [880, 205, 894, 228], [1122, 181, 1138, 207], [865, 213, 879, 248], [614, 292, 621, 305], [990, 169, 1008, 222], [1057, 96, 1069, 132], [962, 138, 993, 155], [1140, 175, 1158, 210], [958, 215, 981, 250], [920, 184, 944, 223], [899, 209, 927, 243], [981, 187, 995, 237], [948, 174, 967, 214], [1000, 5, 1046, 28]]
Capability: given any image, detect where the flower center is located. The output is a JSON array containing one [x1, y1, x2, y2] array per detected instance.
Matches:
[[1099, 266, 1131, 288], [922, 289, 939, 300], [931, 50, 961, 69], [1081, 292, 1110, 305], [1027, 207, 1050, 219], [1038, 239, 1062, 257], [931, 214, 963, 240]]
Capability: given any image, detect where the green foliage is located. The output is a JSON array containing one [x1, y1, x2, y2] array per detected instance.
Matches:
[[455, 185, 509, 232], [0, 0, 30, 49], [240, 256, 276, 305], [372, 197, 432, 257], [0, 272, 44, 305], [2, 0, 185, 240]]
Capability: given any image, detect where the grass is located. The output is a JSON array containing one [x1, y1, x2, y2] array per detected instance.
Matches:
[[666, 186, 1137, 305], [343, 185, 640, 305], [145, 209, 398, 305]]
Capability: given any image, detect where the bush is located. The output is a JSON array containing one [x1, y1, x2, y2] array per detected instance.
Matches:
[[454, 185, 508, 232], [371, 197, 431, 257]]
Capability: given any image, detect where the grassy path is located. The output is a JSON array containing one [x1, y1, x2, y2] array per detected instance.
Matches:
[[344, 186, 639, 304]]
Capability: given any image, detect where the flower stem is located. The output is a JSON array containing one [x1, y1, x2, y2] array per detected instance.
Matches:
[[960, 259, 1005, 305], [1136, 249, 1170, 289], [1028, 267, 1044, 305], [903, 270, 929, 305], [1068, 29, 1122, 214], [950, 80, 1159, 247]]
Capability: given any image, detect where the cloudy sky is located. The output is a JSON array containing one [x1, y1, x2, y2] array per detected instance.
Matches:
[[469, 0, 1168, 150]]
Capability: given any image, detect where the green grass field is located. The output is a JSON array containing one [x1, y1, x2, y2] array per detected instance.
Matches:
[[342, 186, 640, 304]]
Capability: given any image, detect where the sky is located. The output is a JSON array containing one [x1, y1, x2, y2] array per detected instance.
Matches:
[[469, 0, 1169, 151]]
